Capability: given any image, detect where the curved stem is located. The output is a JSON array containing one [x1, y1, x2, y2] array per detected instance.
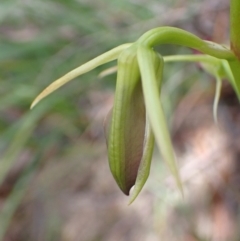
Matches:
[[137, 27, 235, 60]]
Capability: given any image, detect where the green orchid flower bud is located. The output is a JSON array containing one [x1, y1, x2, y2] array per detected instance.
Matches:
[[106, 45, 146, 195], [105, 45, 162, 200]]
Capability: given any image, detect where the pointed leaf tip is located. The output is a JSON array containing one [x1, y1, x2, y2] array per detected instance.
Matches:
[[31, 43, 132, 108]]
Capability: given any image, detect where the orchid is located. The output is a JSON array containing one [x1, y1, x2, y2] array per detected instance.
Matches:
[[31, 24, 240, 203]]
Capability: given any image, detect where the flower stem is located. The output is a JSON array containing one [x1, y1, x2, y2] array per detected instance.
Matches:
[[164, 54, 221, 65], [137, 27, 235, 60]]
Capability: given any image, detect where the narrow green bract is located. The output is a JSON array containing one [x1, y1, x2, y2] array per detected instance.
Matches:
[[137, 46, 183, 195]]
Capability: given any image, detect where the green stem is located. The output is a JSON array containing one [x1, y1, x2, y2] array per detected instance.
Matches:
[[228, 0, 240, 100], [98, 55, 222, 78], [137, 27, 235, 60], [164, 54, 221, 65], [230, 0, 240, 59]]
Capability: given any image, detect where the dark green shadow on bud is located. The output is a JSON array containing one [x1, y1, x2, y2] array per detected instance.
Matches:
[[105, 45, 152, 195]]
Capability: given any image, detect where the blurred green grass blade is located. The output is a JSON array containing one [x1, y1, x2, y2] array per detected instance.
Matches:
[[0, 99, 57, 186], [164, 54, 221, 65], [0, 87, 38, 112], [0, 155, 39, 240]]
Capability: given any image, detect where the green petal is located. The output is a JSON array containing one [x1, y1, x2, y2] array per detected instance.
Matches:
[[31, 43, 132, 108], [137, 45, 183, 196]]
